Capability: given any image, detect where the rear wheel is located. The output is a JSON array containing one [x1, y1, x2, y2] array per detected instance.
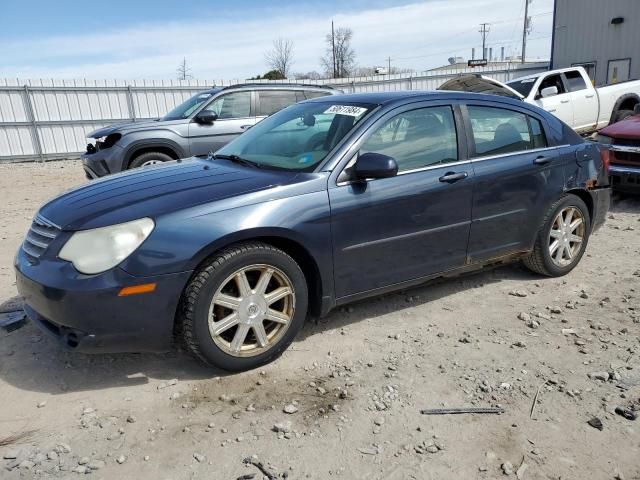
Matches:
[[179, 242, 308, 371], [523, 195, 591, 277], [129, 151, 173, 169]]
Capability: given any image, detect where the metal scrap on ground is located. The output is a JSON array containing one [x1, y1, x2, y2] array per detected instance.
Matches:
[[0, 310, 27, 332], [420, 407, 505, 415]]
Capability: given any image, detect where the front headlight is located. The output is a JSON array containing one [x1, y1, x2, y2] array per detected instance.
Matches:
[[59, 218, 154, 274]]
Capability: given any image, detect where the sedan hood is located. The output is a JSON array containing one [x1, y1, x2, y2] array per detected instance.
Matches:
[[599, 115, 640, 140], [438, 75, 524, 100], [87, 119, 183, 138], [39, 159, 300, 230]]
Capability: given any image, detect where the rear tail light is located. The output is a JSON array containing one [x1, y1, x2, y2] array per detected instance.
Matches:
[[600, 147, 612, 173]]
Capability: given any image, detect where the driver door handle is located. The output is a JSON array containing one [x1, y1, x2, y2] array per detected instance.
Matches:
[[534, 155, 552, 165], [240, 125, 252, 130], [439, 171, 468, 183], [560, 99, 570, 104]]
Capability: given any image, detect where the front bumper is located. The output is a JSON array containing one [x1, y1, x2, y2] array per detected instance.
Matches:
[[610, 165, 640, 193], [15, 248, 192, 353], [81, 144, 124, 179]]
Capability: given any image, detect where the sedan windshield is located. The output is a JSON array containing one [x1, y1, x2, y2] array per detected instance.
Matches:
[[506, 77, 538, 97], [215, 101, 375, 171], [161, 91, 217, 121]]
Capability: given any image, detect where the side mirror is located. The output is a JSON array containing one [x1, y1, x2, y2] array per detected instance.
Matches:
[[195, 111, 218, 124], [540, 86, 559, 98], [634, 104, 640, 115], [354, 152, 398, 180]]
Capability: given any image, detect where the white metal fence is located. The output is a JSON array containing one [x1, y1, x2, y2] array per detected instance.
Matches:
[[0, 62, 548, 162]]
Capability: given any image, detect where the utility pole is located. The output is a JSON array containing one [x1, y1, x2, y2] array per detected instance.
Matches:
[[479, 23, 490, 60], [331, 21, 336, 78], [522, 0, 531, 63], [387, 56, 391, 76]]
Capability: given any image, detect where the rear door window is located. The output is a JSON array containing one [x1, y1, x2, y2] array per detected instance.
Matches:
[[564, 70, 587, 92], [257, 91, 299, 116], [467, 105, 546, 157], [304, 90, 333, 99]]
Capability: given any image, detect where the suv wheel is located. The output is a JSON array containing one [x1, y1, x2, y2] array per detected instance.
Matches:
[[129, 151, 173, 169], [179, 242, 308, 371], [523, 195, 591, 277]]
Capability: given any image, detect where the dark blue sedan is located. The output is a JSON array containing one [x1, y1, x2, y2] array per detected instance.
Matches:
[[15, 91, 611, 371]]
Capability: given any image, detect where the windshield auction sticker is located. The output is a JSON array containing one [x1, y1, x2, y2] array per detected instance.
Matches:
[[324, 105, 368, 117]]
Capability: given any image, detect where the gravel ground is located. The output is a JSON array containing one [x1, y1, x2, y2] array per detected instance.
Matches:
[[0, 159, 639, 480]]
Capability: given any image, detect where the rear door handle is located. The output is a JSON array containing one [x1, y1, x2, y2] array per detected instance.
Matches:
[[439, 171, 468, 183], [240, 125, 253, 130], [534, 155, 552, 165], [560, 99, 570, 104], [585, 94, 595, 98]]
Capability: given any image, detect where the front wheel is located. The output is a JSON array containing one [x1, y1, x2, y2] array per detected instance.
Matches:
[[129, 151, 173, 169], [523, 195, 591, 277], [179, 242, 308, 371]]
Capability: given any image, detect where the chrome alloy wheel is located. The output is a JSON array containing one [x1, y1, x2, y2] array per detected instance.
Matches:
[[548, 207, 585, 267], [208, 264, 295, 357], [141, 160, 163, 167]]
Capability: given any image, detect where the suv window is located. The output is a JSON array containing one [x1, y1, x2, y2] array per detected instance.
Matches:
[[536, 74, 566, 99], [467, 106, 546, 156], [205, 92, 251, 119], [564, 70, 587, 92], [304, 90, 332, 100], [361, 106, 458, 172], [257, 91, 298, 116]]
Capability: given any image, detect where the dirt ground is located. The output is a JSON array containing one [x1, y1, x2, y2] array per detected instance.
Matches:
[[0, 159, 639, 480]]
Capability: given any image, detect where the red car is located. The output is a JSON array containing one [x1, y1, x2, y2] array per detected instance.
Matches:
[[596, 105, 640, 193]]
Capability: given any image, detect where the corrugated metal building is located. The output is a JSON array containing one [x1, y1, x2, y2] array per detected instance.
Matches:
[[551, 0, 640, 86]]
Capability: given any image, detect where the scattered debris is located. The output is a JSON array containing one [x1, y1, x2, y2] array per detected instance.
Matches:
[[0, 310, 27, 332], [615, 407, 637, 421], [421, 407, 505, 415], [587, 417, 603, 431], [243, 456, 278, 480]]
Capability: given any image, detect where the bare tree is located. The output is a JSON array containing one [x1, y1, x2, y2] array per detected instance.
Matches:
[[320, 27, 356, 78], [264, 38, 295, 78], [176, 57, 193, 81]]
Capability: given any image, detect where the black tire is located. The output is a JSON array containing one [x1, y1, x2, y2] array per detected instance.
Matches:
[[179, 242, 308, 372], [523, 195, 591, 277], [128, 151, 173, 170], [612, 109, 634, 124]]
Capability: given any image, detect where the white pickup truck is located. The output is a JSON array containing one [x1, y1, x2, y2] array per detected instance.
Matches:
[[439, 66, 640, 134]]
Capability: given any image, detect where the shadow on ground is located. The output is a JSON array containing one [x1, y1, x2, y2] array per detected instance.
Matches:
[[0, 262, 532, 395]]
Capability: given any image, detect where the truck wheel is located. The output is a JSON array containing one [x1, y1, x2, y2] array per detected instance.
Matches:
[[523, 195, 591, 277], [613, 109, 634, 123], [129, 151, 173, 169], [179, 242, 308, 372]]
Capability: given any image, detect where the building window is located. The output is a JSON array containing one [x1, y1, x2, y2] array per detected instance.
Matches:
[[607, 59, 631, 84]]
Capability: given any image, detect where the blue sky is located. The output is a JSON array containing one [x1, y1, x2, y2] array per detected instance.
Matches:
[[0, 0, 555, 80]]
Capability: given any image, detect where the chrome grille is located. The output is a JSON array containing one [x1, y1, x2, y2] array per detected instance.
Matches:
[[22, 214, 61, 262]]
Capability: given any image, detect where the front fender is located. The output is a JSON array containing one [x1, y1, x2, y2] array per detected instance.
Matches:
[[119, 190, 334, 307]]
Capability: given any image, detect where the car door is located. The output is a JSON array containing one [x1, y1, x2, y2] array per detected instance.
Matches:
[[533, 73, 574, 127], [563, 70, 598, 131], [188, 91, 256, 155], [328, 102, 474, 299], [463, 103, 565, 263]]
